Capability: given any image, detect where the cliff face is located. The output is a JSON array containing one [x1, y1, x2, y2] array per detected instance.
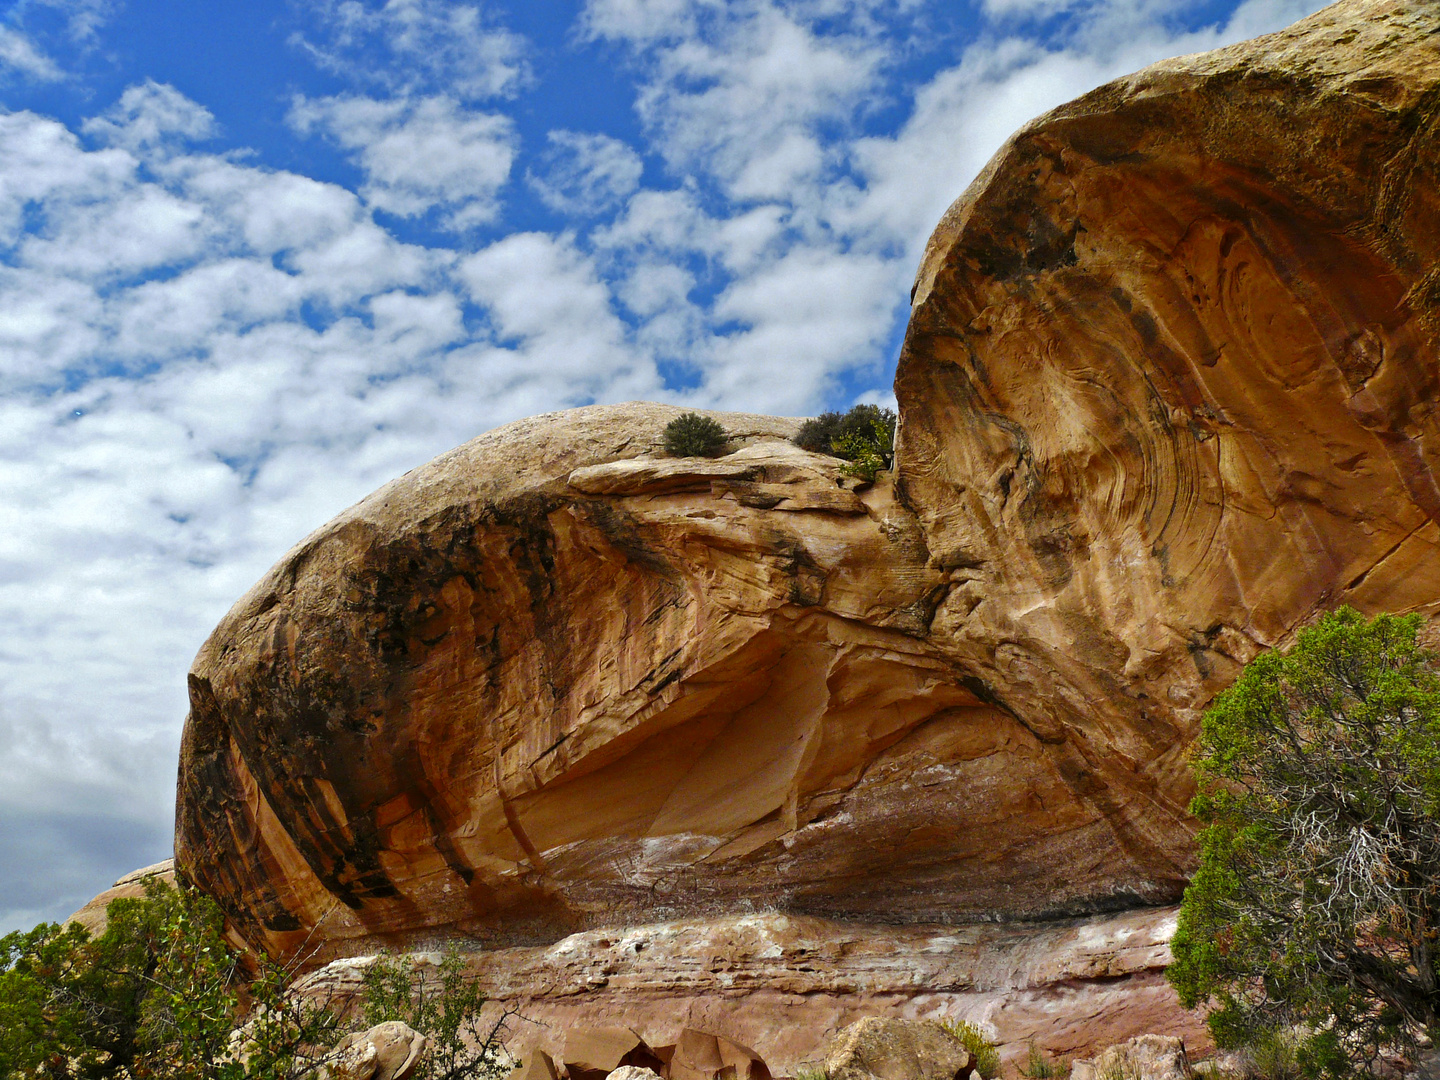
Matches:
[[175, 0, 1440, 963], [894, 0, 1440, 915]]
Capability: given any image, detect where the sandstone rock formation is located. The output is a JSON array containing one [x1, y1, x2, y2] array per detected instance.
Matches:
[[895, 0, 1440, 919], [175, 405, 1004, 959], [564, 1027, 668, 1080], [295, 905, 1206, 1073], [175, 0, 1440, 977], [65, 859, 175, 937]]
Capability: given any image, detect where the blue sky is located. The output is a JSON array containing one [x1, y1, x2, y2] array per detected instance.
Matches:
[[0, 0, 1327, 933]]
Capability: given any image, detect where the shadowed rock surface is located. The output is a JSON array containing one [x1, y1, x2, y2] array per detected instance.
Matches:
[[176, 0, 1440, 966]]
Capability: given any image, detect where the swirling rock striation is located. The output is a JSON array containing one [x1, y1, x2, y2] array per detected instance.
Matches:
[[895, 0, 1440, 918], [176, 0, 1440, 964]]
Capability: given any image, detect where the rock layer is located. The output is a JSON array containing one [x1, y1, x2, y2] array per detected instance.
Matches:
[[294, 906, 1203, 1073], [176, 0, 1440, 962]]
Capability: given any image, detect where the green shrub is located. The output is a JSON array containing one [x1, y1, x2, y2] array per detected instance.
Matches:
[[793, 404, 896, 481], [362, 950, 512, 1079], [662, 412, 728, 457], [793, 411, 846, 454], [1021, 1043, 1070, 1079], [941, 1019, 1000, 1078], [0, 879, 509, 1079], [792, 1068, 829, 1080], [1247, 1029, 1304, 1080], [1168, 607, 1440, 1078]]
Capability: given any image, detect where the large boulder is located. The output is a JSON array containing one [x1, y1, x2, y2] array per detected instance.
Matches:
[[1070, 1036, 1194, 1080], [895, 0, 1440, 910], [175, 0, 1440, 963], [822, 1018, 973, 1080], [323, 1021, 429, 1080]]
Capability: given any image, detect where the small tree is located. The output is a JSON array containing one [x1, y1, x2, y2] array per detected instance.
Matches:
[[662, 413, 728, 457], [1168, 607, 1440, 1078]]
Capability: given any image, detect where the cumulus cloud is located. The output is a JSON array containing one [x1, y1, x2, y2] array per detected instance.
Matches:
[[0, 95, 660, 932], [528, 131, 644, 217], [82, 80, 217, 153], [293, 0, 529, 101], [289, 94, 517, 229], [586, 1, 887, 200], [0, 25, 62, 82], [0, 0, 115, 83]]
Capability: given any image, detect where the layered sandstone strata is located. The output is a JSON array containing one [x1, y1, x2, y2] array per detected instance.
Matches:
[[293, 906, 1200, 1073], [176, 0, 1440, 963]]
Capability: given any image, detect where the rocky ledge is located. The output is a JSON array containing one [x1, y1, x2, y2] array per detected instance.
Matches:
[[294, 906, 1200, 1072]]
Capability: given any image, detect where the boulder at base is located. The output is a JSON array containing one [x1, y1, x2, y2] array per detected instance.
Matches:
[[1070, 1036, 1194, 1080], [823, 1018, 973, 1080]]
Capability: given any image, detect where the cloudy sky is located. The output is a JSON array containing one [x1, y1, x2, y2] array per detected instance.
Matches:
[[0, 0, 1327, 933]]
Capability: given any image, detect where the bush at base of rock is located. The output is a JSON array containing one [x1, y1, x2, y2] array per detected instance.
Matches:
[[0, 878, 511, 1080], [939, 1021, 999, 1079]]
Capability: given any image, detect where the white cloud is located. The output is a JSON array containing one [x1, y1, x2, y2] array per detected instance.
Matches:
[[26, 0, 114, 43], [294, 0, 529, 101], [82, 80, 216, 154], [458, 231, 654, 397], [528, 130, 644, 217], [589, 1, 886, 200], [290, 94, 517, 230], [0, 0, 114, 85], [0, 25, 62, 81]]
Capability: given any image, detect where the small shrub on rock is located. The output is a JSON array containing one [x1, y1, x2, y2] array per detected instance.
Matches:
[[663, 412, 728, 457]]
